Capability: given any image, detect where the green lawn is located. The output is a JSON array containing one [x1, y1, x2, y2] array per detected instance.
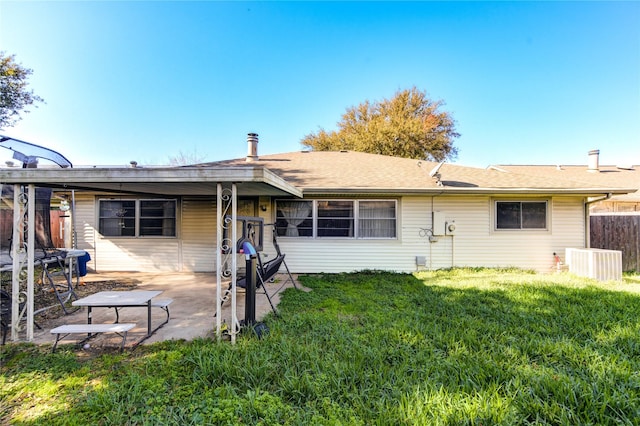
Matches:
[[2, 269, 640, 425]]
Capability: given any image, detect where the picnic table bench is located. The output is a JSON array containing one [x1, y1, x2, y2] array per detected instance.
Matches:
[[112, 298, 173, 326], [50, 291, 173, 352], [50, 323, 136, 352]]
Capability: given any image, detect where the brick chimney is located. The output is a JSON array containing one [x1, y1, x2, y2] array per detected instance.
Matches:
[[587, 149, 599, 172], [246, 133, 259, 162]]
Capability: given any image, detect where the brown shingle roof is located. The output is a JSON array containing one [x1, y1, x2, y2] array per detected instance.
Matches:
[[200, 151, 636, 196], [495, 164, 640, 201]]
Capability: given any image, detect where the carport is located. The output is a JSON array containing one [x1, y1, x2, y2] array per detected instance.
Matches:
[[1, 159, 302, 344]]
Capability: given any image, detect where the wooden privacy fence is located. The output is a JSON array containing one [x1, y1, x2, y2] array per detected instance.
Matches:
[[590, 215, 640, 272]]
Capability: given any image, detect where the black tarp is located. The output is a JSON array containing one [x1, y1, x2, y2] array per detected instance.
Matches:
[[0, 185, 55, 251]]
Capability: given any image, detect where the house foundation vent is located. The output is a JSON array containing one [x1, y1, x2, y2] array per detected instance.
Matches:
[[565, 248, 622, 281]]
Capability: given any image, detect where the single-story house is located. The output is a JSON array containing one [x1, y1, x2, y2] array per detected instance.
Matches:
[[2, 135, 637, 275]]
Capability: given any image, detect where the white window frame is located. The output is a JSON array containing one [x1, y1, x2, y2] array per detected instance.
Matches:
[[275, 199, 397, 239], [98, 198, 178, 238], [493, 199, 550, 232]]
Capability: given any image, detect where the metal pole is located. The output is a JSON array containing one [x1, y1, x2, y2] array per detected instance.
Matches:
[[26, 184, 35, 341], [71, 190, 77, 248], [244, 253, 257, 326], [11, 185, 21, 341], [215, 183, 223, 339], [231, 183, 237, 344]]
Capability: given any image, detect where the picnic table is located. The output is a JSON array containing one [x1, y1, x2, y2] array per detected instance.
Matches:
[[51, 290, 173, 352], [72, 290, 162, 337]]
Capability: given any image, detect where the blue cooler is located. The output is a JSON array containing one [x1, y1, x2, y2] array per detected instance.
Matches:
[[78, 252, 91, 277]]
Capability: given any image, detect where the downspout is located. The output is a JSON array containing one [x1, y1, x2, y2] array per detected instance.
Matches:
[[71, 190, 77, 248], [430, 195, 435, 270], [429, 191, 444, 270], [584, 193, 612, 247]]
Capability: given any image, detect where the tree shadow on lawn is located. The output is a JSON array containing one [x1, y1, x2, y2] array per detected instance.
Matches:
[[3, 270, 640, 424], [275, 271, 640, 423]]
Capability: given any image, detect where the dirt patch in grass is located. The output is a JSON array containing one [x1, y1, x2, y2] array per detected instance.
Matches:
[[46, 281, 138, 324], [1, 276, 138, 329]]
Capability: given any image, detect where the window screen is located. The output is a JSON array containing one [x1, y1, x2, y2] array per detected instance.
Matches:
[[496, 201, 547, 230]]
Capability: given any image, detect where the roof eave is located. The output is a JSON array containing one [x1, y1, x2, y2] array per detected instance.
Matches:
[[0, 166, 303, 198], [301, 187, 637, 196]]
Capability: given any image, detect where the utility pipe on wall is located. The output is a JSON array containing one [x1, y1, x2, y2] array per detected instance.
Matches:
[[584, 193, 612, 248], [428, 192, 443, 270]]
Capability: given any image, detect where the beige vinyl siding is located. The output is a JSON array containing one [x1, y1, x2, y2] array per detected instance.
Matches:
[[73, 195, 272, 273], [425, 196, 489, 270], [425, 195, 585, 272], [73, 193, 97, 270], [181, 198, 216, 272], [72, 193, 587, 274], [276, 195, 587, 274], [549, 196, 586, 260], [75, 195, 182, 272], [275, 197, 431, 273], [94, 238, 181, 271]]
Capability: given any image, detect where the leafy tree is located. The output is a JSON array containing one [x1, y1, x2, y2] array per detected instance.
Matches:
[[0, 52, 44, 129], [301, 87, 460, 161]]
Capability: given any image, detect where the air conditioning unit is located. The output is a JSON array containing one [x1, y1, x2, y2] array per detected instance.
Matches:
[[565, 248, 622, 281]]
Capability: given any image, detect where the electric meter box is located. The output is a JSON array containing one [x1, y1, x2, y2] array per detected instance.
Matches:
[[446, 221, 456, 235], [433, 211, 446, 236]]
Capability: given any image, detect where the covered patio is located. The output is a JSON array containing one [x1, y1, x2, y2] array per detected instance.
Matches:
[[1, 152, 302, 345]]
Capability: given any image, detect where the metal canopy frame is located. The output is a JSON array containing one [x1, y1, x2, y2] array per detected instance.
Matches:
[[1, 169, 301, 346], [2, 181, 243, 343], [0, 135, 72, 168], [1, 135, 303, 344], [0, 137, 72, 342]]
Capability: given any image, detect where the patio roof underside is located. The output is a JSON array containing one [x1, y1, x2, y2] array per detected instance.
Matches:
[[1, 165, 287, 344], [0, 166, 303, 198]]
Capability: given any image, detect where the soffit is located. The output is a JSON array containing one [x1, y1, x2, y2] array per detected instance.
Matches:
[[0, 166, 302, 197]]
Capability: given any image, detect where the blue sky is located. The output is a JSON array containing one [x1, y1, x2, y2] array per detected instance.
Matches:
[[1, 1, 638, 168]]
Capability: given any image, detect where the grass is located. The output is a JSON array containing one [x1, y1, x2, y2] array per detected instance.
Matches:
[[2, 268, 640, 425]]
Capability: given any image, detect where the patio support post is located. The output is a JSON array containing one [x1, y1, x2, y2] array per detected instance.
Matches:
[[10, 185, 22, 341], [26, 185, 35, 341], [10, 184, 35, 341], [216, 183, 222, 339], [215, 183, 238, 343], [231, 183, 237, 344]]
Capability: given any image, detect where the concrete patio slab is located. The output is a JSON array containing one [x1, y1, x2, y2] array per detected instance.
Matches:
[[24, 271, 302, 350]]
